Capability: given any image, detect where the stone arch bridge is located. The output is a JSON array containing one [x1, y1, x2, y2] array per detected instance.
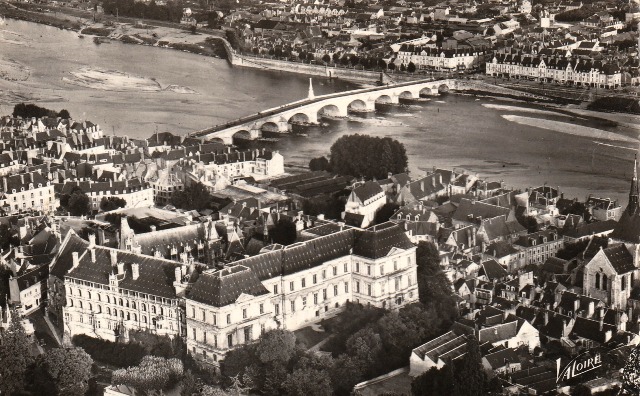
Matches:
[[191, 78, 459, 144]]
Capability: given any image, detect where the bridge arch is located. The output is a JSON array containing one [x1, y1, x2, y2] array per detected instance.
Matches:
[[347, 99, 369, 113], [208, 137, 224, 144], [419, 87, 435, 97], [398, 91, 414, 100], [288, 113, 310, 124], [260, 122, 280, 132], [375, 95, 393, 104], [438, 84, 450, 93], [233, 130, 251, 142], [317, 104, 343, 118]]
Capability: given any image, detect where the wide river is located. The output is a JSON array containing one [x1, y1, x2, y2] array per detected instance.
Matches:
[[1, 19, 638, 203]]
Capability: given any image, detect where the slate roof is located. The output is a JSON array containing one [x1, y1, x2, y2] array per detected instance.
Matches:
[[571, 316, 616, 344], [188, 266, 269, 307], [478, 321, 518, 344], [453, 199, 510, 224], [353, 222, 414, 259], [610, 211, 640, 243], [13, 264, 49, 291], [481, 217, 526, 241], [483, 348, 520, 369], [352, 181, 383, 202], [479, 259, 508, 281], [412, 330, 468, 362], [61, 232, 184, 299], [132, 222, 208, 257], [602, 244, 635, 274], [542, 257, 568, 274], [50, 231, 91, 279]]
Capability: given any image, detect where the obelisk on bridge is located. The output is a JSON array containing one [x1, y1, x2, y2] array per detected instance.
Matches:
[[308, 78, 315, 100]]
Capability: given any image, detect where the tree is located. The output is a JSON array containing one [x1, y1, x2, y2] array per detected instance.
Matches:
[[561, 201, 591, 222], [400, 64, 406, 72], [112, 356, 184, 395], [32, 347, 94, 396], [330, 355, 365, 396], [329, 134, 408, 179], [0, 223, 17, 250], [100, 196, 127, 211], [283, 356, 333, 396], [0, 309, 34, 395], [407, 62, 416, 73], [270, 218, 297, 245], [453, 337, 486, 396], [411, 365, 456, 396], [181, 370, 201, 396], [322, 54, 331, 64], [309, 156, 330, 171], [516, 214, 539, 233], [12, 103, 58, 119], [57, 109, 71, 119], [415, 241, 458, 323], [171, 182, 213, 211], [345, 327, 383, 376], [622, 345, 640, 393], [67, 189, 91, 216], [388, 62, 396, 71]]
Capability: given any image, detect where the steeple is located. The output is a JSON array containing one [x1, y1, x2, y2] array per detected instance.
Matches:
[[629, 155, 639, 215]]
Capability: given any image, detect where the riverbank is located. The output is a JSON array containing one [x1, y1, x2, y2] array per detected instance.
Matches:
[[0, 3, 228, 59]]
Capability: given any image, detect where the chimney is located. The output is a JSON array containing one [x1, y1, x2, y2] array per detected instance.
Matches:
[[117, 261, 125, 275], [338, 221, 345, 231], [175, 266, 182, 283], [150, 225, 156, 232], [90, 248, 96, 263], [110, 249, 117, 266], [72, 252, 79, 269], [132, 263, 139, 280], [599, 317, 604, 331], [2, 177, 6, 192], [88, 233, 96, 248], [544, 310, 549, 325]]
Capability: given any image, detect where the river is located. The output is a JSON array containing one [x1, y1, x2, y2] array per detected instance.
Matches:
[[1, 19, 638, 203]]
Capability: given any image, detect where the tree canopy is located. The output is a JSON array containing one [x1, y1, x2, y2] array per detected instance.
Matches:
[[60, 187, 91, 216], [309, 156, 330, 172], [100, 196, 127, 212], [0, 309, 34, 395], [329, 134, 408, 179], [13, 103, 70, 119], [112, 356, 184, 394], [170, 182, 213, 211], [32, 347, 94, 396], [416, 241, 458, 324]]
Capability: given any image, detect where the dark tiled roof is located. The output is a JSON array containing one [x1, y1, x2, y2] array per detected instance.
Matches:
[[479, 259, 508, 281], [483, 348, 520, 369], [352, 181, 383, 202], [571, 316, 616, 344], [453, 199, 510, 223], [611, 211, 640, 243], [188, 266, 269, 307], [353, 222, 414, 259], [602, 244, 635, 274], [50, 231, 91, 279]]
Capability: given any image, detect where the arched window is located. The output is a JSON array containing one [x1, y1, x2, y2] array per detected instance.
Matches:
[[79, 301, 83, 309], [131, 302, 136, 310], [113, 309, 118, 317], [133, 313, 137, 321], [603, 275, 608, 291], [120, 311, 124, 318], [106, 296, 111, 304], [125, 300, 130, 308], [88, 291, 92, 300], [119, 298, 123, 306], [107, 307, 111, 315], [151, 306, 156, 314], [97, 305, 102, 313], [143, 315, 147, 323], [160, 307, 164, 316], [88, 303, 93, 311], [78, 289, 82, 298], [595, 273, 600, 289], [69, 299, 74, 307], [142, 303, 146, 312], [97, 294, 101, 302]]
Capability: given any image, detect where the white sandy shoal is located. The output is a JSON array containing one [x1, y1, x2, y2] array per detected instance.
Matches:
[[483, 103, 572, 117], [501, 114, 638, 144]]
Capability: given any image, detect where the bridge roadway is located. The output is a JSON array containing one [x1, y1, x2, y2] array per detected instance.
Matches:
[[191, 78, 458, 144]]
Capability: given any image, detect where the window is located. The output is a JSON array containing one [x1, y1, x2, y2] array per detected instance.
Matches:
[[290, 300, 295, 312], [290, 281, 294, 291], [355, 281, 360, 293], [313, 274, 317, 284], [380, 265, 385, 275], [367, 266, 371, 276], [259, 304, 264, 314], [227, 314, 231, 324], [367, 284, 372, 296], [322, 270, 326, 279], [344, 263, 348, 273], [407, 256, 411, 266], [323, 289, 327, 300], [301, 278, 306, 288], [242, 308, 247, 319], [356, 262, 360, 273], [192, 328, 197, 340], [244, 326, 251, 342], [334, 285, 338, 296], [595, 273, 600, 289], [191, 307, 196, 318], [213, 314, 217, 325], [214, 335, 218, 348], [395, 277, 401, 291], [302, 297, 307, 306], [603, 275, 608, 291], [227, 334, 233, 348], [344, 282, 349, 293], [333, 267, 337, 276], [314, 293, 318, 304], [273, 285, 278, 294], [275, 303, 280, 315]]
